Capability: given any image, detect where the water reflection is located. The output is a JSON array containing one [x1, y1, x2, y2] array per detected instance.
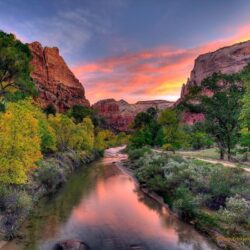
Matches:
[[3, 147, 218, 250]]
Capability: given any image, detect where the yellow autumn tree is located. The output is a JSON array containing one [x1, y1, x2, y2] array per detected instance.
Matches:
[[0, 101, 42, 184], [95, 129, 116, 151], [73, 117, 95, 151], [14, 99, 56, 153]]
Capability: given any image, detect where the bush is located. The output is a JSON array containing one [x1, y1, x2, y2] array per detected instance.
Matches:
[[220, 195, 250, 225], [36, 160, 65, 191], [127, 146, 151, 161], [173, 186, 199, 222], [0, 188, 32, 214]]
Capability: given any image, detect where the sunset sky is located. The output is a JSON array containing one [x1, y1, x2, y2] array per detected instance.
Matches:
[[0, 0, 250, 104]]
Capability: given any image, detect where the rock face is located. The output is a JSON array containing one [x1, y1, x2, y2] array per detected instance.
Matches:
[[93, 99, 174, 132], [180, 40, 250, 100], [178, 40, 250, 124], [29, 42, 90, 111]]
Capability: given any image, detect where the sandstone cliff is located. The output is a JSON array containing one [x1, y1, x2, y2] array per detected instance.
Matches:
[[93, 99, 174, 132], [178, 40, 250, 124], [180, 40, 250, 100], [29, 42, 90, 111]]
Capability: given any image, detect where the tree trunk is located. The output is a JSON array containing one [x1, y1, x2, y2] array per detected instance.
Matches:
[[220, 149, 224, 160], [227, 146, 231, 161]]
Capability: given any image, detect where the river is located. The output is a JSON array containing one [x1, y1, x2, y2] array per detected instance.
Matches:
[[2, 147, 218, 250]]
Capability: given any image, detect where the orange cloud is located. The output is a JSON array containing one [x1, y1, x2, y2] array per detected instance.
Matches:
[[73, 23, 250, 104]]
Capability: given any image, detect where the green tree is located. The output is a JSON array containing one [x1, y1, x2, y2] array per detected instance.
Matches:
[[48, 114, 76, 151], [200, 73, 243, 160], [240, 64, 250, 129], [69, 105, 92, 123], [0, 31, 36, 99], [159, 109, 189, 151]]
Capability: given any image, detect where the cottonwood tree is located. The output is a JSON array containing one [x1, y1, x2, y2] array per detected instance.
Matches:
[[200, 73, 243, 160], [0, 31, 36, 99]]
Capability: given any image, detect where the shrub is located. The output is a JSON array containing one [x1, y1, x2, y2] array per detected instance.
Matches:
[[173, 186, 198, 222], [36, 160, 65, 191], [127, 146, 151, 161], [220, 195, 250, 225]]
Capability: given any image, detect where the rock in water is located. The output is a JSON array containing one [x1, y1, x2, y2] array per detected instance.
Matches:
[[29, 42, 90, 112], [55, 239, 91, 250]]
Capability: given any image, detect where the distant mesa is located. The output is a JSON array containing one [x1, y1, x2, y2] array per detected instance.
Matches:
[[92, 98, 174, 132], [29, 41, 90, 112]]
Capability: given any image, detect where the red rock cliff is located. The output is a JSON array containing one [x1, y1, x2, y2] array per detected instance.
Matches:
[[180, 40, 250, 100], [93, 99, 174, 132], [178, 40, 250, 124], [29, 42, 90, 111]]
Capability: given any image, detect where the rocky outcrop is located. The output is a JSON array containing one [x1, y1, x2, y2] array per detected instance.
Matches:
[[180, 40, 250, 100], [29, 42, 90, 112], [178, 40, 250, 124], [93, 99, 174, 132]]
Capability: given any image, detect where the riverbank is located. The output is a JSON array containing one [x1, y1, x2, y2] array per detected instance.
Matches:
[[0, 149, 102, 243], [123, 146, 250, 250]]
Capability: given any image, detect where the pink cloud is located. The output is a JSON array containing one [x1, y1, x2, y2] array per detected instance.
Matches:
[[73, 23, 250, 104]]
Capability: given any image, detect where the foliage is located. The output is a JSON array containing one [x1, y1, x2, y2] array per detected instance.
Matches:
[[129, 149, 249, 219], [239, 128, 250, 160], [44, 103, 56, 117], [220, 195, 250, 226], [183, 123, 213, 150], [198, 73, 244, 160], [0, 102, 5, 112], [49, 114, 95, 152], [0, 31, 36, 99], [69, 105, 92, 123], [240, 64, 250, 129], [0, 101, 42, 184], [127, 146, 152, 161], [159, 109, 189, 150], [94, 129, 116, 151], [173, 186, 198, 221], [36, 160, 65, 191], [72, 117, 95, 151], [13, 99, 57, 154]]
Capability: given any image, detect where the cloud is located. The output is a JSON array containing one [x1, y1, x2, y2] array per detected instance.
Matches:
[[0, 7, 111, 58], [73, 23, 250, 104]]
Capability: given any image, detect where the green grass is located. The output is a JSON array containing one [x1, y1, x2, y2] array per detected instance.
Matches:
[[177, 148, 220, 160]]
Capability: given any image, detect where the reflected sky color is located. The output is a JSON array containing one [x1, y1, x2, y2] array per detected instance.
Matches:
[[2, 147, 218, 250]]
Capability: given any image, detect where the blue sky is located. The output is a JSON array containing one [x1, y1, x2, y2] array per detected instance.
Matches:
[[1, 0, 250, 103]]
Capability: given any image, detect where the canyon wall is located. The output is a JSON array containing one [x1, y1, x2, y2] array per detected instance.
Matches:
[[180, 40, 250, 100], [93, 99, 174, 132], [178, 40, 250, 124], [29, 42, 90, 111]]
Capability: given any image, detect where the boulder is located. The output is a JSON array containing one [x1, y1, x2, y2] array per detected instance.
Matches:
[[55, 239, 91, 250]]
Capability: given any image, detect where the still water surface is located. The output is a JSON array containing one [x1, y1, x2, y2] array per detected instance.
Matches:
[[3, 147, 218, 250]]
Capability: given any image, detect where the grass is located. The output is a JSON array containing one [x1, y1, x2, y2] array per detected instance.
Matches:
[[178, 148, 220, 160]]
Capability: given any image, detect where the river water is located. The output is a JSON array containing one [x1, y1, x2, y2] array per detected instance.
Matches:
[[2, 147, 218, 250]]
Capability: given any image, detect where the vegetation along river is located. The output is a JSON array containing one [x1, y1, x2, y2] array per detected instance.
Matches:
[[2, 147, 218, 250]]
